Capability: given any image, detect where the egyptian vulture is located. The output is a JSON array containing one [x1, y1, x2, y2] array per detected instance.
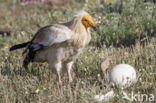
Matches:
[[10, 10, 96, 85]]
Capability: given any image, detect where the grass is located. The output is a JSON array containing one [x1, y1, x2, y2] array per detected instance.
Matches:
[[0, 0, 155, 103]]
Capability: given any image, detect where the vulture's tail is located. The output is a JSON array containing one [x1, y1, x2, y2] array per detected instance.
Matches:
[[9, 41, 30, 51], [23, 47, 36, 69], [23, 44, 44, 69], [10, 41, 44, 69], [10, 41, 33, 70]]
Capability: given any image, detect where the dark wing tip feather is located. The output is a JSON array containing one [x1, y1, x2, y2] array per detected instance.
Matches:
[[9, 41, 30, 51], [9, 46, 15, 51]]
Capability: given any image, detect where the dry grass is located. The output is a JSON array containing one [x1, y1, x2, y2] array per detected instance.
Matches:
[[0, 0, 155, 103]]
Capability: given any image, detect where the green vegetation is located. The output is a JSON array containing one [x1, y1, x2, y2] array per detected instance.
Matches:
[[0, 0, 155, 103]]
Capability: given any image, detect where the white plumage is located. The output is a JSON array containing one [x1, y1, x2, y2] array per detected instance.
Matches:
[[10, 10, 96, 85]]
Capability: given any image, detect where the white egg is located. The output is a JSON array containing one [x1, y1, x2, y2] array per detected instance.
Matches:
[[109, 64, 136, 87]]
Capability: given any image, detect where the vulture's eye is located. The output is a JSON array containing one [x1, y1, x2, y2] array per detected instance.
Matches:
[[84, 19, 89, 24]]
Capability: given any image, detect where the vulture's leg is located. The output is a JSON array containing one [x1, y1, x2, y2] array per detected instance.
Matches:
[[56, 71, 62, 85], [55, 62, 62, 85], [66, 61, 74, 83], [49, 62, 62, 85]]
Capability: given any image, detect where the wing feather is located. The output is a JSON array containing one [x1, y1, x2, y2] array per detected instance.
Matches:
[[32, 24, 72, 47]]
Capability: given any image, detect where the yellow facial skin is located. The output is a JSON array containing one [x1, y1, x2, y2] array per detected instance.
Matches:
[[82, 14, 96, 29]]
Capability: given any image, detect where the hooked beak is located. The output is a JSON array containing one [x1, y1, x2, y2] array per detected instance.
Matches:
[[92, 26, 97, 31], [87, 21, 96, 31], [89, 22, 97, 31]]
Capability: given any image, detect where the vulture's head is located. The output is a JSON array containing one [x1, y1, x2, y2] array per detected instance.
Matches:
[[74, 10, 96, 31]]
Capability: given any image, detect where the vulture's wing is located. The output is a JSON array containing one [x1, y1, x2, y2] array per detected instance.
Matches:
[[23, 24, 72, 53], [33, 24, 72, 46]]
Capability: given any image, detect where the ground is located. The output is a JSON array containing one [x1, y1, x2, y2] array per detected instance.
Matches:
[[0, 0, 155, 103]]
